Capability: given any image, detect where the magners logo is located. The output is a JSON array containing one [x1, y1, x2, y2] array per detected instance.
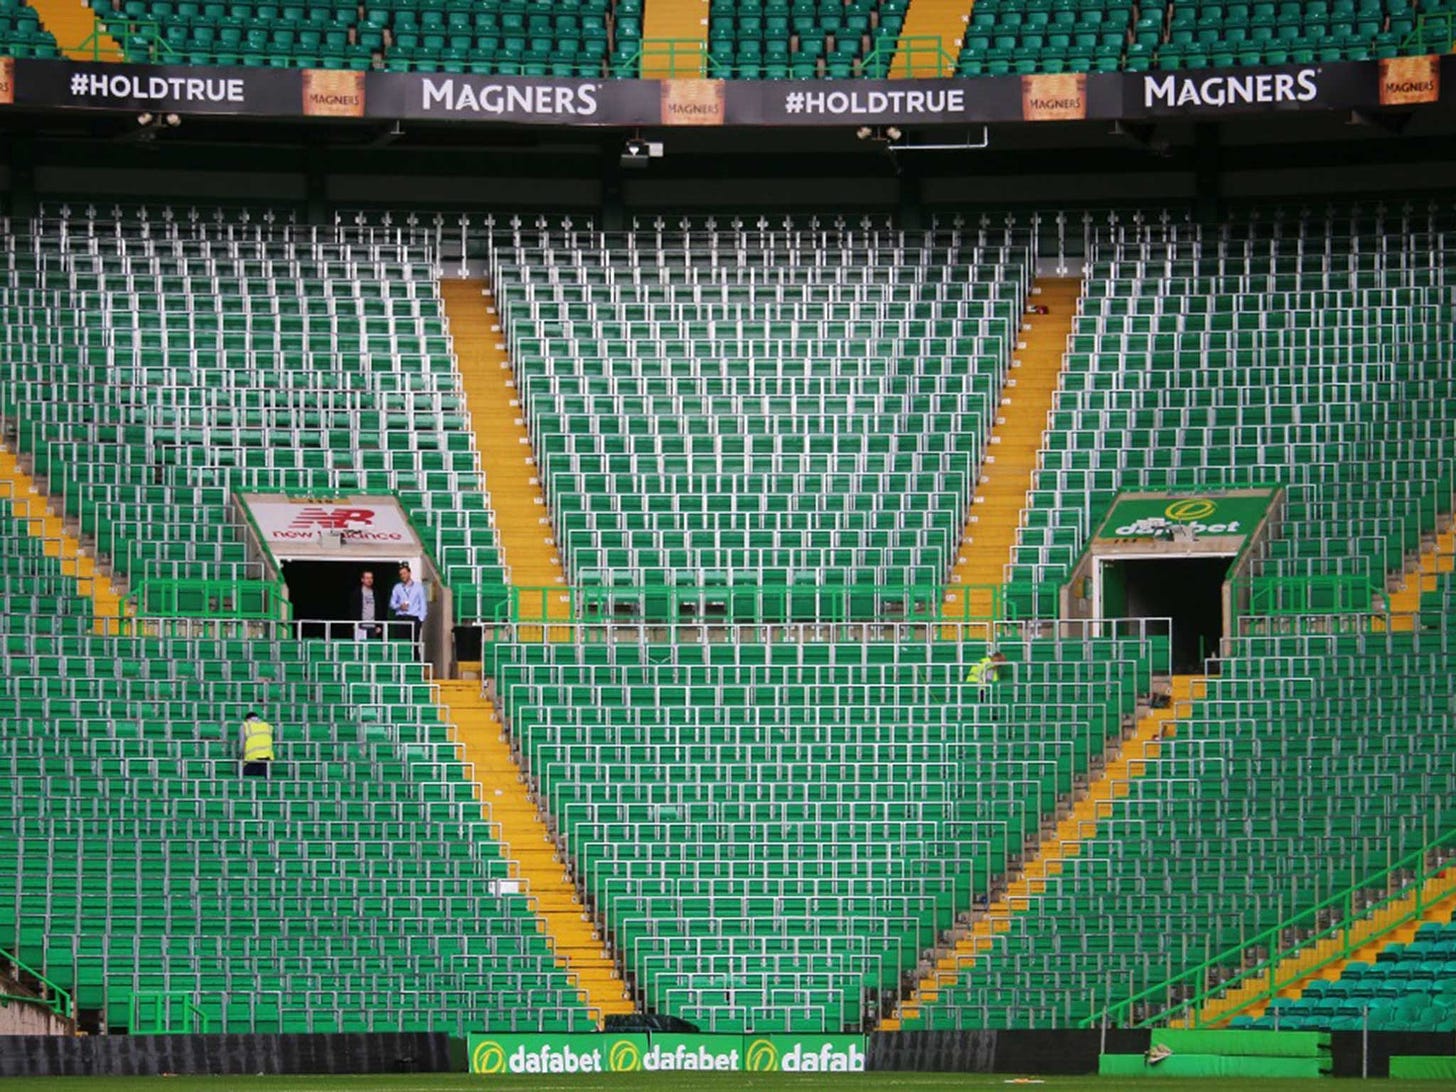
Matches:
[[302, 68, 365, 116], [659, 78, 726, 126], [1021, 73, 1086, 121], [1379, 55, 1439, 106]]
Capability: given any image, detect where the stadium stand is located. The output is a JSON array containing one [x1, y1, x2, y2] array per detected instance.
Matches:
[[1009, 207, 1456, 618], [901, 602, 1456, 1028], [892, 208, 1456, 1032], [2, 198, 1453, 1042], [1151, 0, 1419, 69], [0, 512, 593, 1034], [1241, 916, 1456, 1032], [0, 0, 61, 57], [957, 0, 1134, 75], [65, 0, 639, 74], [5, 0, 1450, 73], [1, 206, 508, 608], [487, 621, 1168, 1032], [485, 215, 1028, 619], [957, 0, 1436, 75], [707, 0, 906, 79]]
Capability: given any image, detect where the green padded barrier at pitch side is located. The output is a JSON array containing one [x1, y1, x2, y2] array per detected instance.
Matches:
[[1389, 1057, 1456, 1079], [1151, 1029, 1331, 1057], [1099, 1053, 1329, 1078]]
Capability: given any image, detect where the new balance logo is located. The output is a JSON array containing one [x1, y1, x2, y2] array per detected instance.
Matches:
[[286, 507, 376, 530]]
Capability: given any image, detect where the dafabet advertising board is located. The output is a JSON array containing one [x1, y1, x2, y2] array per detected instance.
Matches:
[[466, 1033, 866, 1075]]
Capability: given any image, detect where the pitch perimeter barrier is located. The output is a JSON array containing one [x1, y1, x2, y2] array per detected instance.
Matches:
[[466, 1032, 866, 1074], [1, 1028, 1451, 1077], [0, 1032, 455, 1078]]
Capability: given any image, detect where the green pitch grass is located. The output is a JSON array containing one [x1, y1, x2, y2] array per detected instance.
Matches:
[[0, 1075, 1443, 1091]]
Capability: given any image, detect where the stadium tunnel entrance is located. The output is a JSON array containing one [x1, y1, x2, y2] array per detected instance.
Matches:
[[283, 559, 379, 640], [1103, 556, 1230, 674]]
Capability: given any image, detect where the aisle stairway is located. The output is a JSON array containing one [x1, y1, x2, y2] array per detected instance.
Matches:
[[641, 0, 709, 76], [892, 0, 969, 75], [0, 440, 126, 625], [437, 679, 634, 1023], [887, 674, 1204, 1029], [439, 279, 569, 629], [27, 0, 123, 58], [946, 278, 1080, 620], [1386, 523, 1455, 631], [1204, 880, 1456, 1027]]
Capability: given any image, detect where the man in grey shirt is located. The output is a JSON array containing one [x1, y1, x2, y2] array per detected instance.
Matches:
[[351, 569, 383, 640]]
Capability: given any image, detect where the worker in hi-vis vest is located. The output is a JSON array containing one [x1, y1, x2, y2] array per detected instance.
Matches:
[[966, 651, 1008, 697], [240, 711, 275, 778]]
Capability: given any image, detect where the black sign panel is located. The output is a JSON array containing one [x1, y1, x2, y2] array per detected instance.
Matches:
[[725, 78, 1021, 125], [0, 55, 1446, 127], [11, 59, 302, 115], [368, 70, 661, 124], [1124, 61, 1377, 117]]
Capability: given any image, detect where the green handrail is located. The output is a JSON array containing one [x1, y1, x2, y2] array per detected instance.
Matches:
[[862, 35, 958, 78], [130, 990, 210, 1034], [454, 582, 512, 625], [1229, 572, 1382, 617], [1082, 825, 1456, 1029], [458, 581, 1016, 627], [626, 33, 961, 79], [73, 19, 176, 63], [71, 27, 122, 61], [125, 577, 291, 620], [1402, 11, 1456, 54], [623, 38, 710, 79], [0, 946, 73, 1023]]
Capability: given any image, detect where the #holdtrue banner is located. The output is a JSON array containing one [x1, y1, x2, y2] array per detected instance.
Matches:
[[8, 58, 301, 115]]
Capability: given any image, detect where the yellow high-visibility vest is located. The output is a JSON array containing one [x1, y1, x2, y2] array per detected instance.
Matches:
[[966, 657, 998, 687], [242, 719, 275, 762]]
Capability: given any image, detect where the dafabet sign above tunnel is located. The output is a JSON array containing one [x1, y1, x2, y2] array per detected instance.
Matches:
[[1094, 490, 1279, 543]]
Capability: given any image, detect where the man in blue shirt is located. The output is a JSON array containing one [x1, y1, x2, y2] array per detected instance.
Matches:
[[389, 563, 427, 646]]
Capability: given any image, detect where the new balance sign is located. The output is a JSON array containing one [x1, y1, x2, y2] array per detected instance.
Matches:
[[240, 492, 422, 558]]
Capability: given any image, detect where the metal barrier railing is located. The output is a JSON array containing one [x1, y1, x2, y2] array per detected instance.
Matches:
[[1, 946, 73, 1024], [72, 20, 174, 62], [459, 581, 1017, 627], [124, 577, 290, 620], [1083, 824, 1456, 1029], [130, 990, 210, 1034], [625, 38, 710, 78], [861, 35, 958, 78], [1402, 11, 1456, 55], [1229, 572, 1382, 617]]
